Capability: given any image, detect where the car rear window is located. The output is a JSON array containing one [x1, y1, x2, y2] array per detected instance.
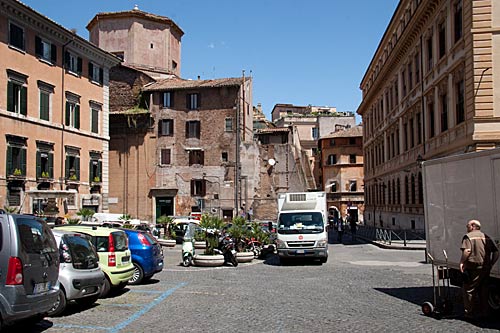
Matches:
[[16, 217, 57, 254], [112, 231, 128, 251], [143, 232, 157, 245], [63, 234, 99, 269]]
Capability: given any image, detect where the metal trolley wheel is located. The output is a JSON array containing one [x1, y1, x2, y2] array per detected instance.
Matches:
[[422, 301, 434, 316]]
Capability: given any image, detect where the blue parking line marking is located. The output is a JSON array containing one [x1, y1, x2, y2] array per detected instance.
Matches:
[[109, 282, 187, 333], [128, 289, 164, 294], [53, 323, 109, 330]]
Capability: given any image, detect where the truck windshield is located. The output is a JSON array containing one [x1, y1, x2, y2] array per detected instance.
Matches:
[[277, 212, 324, 234]]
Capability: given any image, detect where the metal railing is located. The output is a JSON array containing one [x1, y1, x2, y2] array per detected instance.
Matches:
[[355, 225, 425, 247]]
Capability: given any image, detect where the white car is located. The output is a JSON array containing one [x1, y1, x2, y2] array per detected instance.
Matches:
[[49, 229, 105, 316]]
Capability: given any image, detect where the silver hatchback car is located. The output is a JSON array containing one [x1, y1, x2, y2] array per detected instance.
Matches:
[[49, 229, 104, 316]]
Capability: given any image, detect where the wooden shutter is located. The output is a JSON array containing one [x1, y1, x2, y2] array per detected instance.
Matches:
[[89, 160, 94, 182], [7, 81, 14, 112], [48, 152, 54, 178], [51, 43, 57, 63], [195, 121, 200, 139], [65, 156, 70, 178], [158, 120, 163, 136], [74, 104, 80, 129], [6, 146, 13, 175], [196, 93, 201, 109], [35, 36, 42, 57], [201, 180, 206, 197], [98, 161, 102, 179], [36, 151, 41, 178], [77, 57, 83, 74], [200, 151, 204, 166], [99, 68, 104, 84], [190, 180, 195, 196], [75, 157, 80, 180], [64, 51, 70, 68], [20, 149, 26, 175], [185, 121, 189, 138], [88, 62, 94, 79], [20, 86, 27, 115], [65, 102, 71, 126]]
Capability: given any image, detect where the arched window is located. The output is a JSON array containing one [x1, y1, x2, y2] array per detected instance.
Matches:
[[397, 178, 401, 204], [411, 174, 416, 204], [405, 176, 409, 204], [418, 172, 423, 204]]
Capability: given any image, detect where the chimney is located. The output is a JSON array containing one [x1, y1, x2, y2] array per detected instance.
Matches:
[[197, 75, 201, 80]]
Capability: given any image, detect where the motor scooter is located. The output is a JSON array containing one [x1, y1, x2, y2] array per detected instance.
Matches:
[[214, 234, 238, 267], [181, 222, 198, 267]]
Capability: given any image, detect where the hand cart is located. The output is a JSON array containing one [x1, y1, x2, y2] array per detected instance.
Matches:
[[421, 250, 454, 318]]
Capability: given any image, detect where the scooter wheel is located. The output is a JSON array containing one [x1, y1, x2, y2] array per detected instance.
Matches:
[[422, 301, 434, 316], [230, 255, 238, 267], [182, 255, 192, 267]]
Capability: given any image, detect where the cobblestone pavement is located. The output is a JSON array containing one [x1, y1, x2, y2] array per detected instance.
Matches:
[[9, 235, 500, 333]]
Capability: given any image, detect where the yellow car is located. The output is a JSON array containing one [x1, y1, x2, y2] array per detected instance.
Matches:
[[55, 225, 134, 297]]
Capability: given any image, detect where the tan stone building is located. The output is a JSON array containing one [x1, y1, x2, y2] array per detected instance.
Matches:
[[319, 126, 364, 223], [87, 7, 183, 79], [357, 0, 500, 230], [0, 0, 120, 217]]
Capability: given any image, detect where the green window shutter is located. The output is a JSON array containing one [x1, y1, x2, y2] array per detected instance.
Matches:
[[75, 157, 80, 180], [35, 36, 42, 57], [51, 43, 57, 63], [40, 92, 49, 120], [64, 51, 70, 68], [20, 86, 27, 115], [65, 102, 71, 126], [36, 151, 41, 178], [74, 104, 80, 129], [99, 68, 103, 84], [77, 57, 82, 74], [98, 161, 102, 179], [20, 149, 26, 175], [48, 153, 54, 178], [65, 155, 70, 178], [88, 62, 93, 79], [7, 81, 14, 112], [6, 146, 13, 175], [89, 160, 94, 182]]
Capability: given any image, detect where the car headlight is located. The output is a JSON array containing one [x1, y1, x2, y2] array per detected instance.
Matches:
[[317, 239, 328, 247], [276, 239, 286, 249]]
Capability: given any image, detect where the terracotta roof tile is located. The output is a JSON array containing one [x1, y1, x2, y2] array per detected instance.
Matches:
[[143, 77, 246, 91], [322, 125, 363, 139], [255, 127, 290, 134]]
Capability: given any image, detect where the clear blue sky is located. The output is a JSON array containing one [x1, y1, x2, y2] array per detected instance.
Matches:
[[21, 0, 399, 122]]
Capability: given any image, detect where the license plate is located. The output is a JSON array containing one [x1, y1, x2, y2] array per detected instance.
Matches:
[[122, 256, 130, 263], [296, 250, 305, 254], [34, 281, 50, 294]]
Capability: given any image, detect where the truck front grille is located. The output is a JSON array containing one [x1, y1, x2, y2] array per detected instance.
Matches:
[[287, 241, 315, 248]]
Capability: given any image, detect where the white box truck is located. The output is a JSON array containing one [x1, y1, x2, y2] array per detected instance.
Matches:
[[276, 192, 329, 263], [423, 148, 500, 310]]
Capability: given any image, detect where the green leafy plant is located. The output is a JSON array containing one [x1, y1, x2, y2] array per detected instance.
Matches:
[[156, 215, 174, 239], [3, 206, 18, 213], [69, 174, 77, 180], [13, 168, 22, 176], [76, 208, 95, 222], [67, 217, 80, 224], [41, 171, 49, 178], [93, 176, 100, 182], [229, 216, 248, 252], [199, 214, 225, 255], [119, 214, 132, 223]]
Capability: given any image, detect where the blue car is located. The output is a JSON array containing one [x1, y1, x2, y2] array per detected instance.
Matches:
[[121, 229, 164, 285]]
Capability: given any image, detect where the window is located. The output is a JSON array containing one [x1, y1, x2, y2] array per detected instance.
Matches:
[[349, 154, 356, 164], [159, 119, 174, 136], [428, 101, 435, 138], [7, 79, 27, 115], [349, 180, 357, 192], [426, 35, 433, 71], [440, 93, 448, 132], [327, 154, 336, 165], [409, 119, 414, 148], [90, 102, 101, 134], [65, 151, 80, 181], [9, 22, 24, 50], [312, 148, 318, 156], [38, 81, 54, 121], [221, 152, 228, 162], [225, 117, 233, 132], [65, 100, 80, 129], [438, 21, 446, 59], [89, 156, 102, 183], [401, 69, 406, 96], [191, 179, 206, 197], [187, 93, 199, 110], [160, 149, 171, 165], [6, 144, 26, 177], [64, 51, 82, 75], [454, 0, 463, 43], [162, 92, 173, 108], [349, 138, 356, 145], [35, 36, 57, 63], [188, 150, 204, 165], [415, 52, 420, 84], [456, 79, 465, 124], [36, 143, 54, 179], [186, 121, 200, 139], [329, 182, 337, 193], [88, 62, 103, 84], [329, 139, 335, 147], [416, 113, 422, 144], [408, 62, 413, 91], [312, 128, 319, 140], [172, 61, 177, 71]]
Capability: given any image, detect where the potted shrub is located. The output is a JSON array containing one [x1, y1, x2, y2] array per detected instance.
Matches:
[[76, 208, 95, 222], [229, 216, 254, 263], [156, 215, 176, 247], [193, 214, 224, 266]]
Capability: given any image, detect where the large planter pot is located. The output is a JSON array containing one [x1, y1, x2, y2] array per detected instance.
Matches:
[[194, 241, 206, 249], [236, 251, 254, 263], [193, 254, 225, 267], [157, 239, 176, 247]]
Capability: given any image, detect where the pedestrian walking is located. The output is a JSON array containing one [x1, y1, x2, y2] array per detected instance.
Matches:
[[337, 218, 344, 243], [349, 214, 357, 242], [459, 219, 499, 320]]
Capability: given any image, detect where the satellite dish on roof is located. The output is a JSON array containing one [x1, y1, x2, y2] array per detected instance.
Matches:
[[268, 158, 276, 166]]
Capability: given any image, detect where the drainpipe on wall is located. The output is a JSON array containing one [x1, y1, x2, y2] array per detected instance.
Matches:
[[60, 37, 74, 191]]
